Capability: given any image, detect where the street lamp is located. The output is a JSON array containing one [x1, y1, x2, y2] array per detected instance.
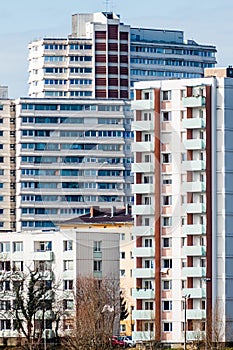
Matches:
[[183, 294, 191, 350]]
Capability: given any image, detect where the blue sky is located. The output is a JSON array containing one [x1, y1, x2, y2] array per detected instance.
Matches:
[[0, 0, 232, 98]]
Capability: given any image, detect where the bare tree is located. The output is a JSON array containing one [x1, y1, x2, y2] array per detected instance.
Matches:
[[62, 275, 121, 350], [0, 267, 63, 350]]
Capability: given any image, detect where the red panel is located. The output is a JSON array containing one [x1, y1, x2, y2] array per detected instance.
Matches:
[[120, 44, 128, 52], [120, 32, 128, 40], [108, 66, 118, 75], [95, 90, 106, 98], [120, 79, 128, 87], [108, 55, 118, 63], [120, 90, 128, 99], [108, 90, 118, 98], [95, 78, 106, 86], [120, 67, 128, 75], [120, 55, 128, 63], [95, 31, 106, 39], [108, 25, 118, 40], [95, 55, 106, 63], [95, 66, 106, 74], [108, 43, 118, 51], [95, 42, 106, 51], [108, 78, 118, 86]]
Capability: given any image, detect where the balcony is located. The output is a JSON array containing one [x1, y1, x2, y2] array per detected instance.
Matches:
[[132, 142, 154, 152], [132, 205, 154, 216], [132, 226, 154, 236], [182, 182, 206, 192], [183, 203, 206, 214], [183, 139, 206, 150], [132, 310, 155, 320], [133, 247, 155, 258], [132, 120, 154, 131], [182, 287, 206, 299], [132, 162, 153, 173], [30, 251, 54, 261], [182, 96, 206, 108], [182, 224, 206, 235], [132, 331, 154, 342], [187, 331, 205, 341], [132, 268, 155, 279], [182, 118, 206, 129], [186, 309, 206, 319], [131, 99, 154, 110], [182, 245, 206, 256], [182, 160, 206, 171], [132, 183, 154, 194], [182, 267, 206, 278], [132, 288, 155, 299]]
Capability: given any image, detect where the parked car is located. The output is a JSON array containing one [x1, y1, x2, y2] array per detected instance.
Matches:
[[118, 336, 136, 347], [112, 336, 125, 348]]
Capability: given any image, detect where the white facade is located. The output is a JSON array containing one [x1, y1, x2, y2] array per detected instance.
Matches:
[[131, 76, 233, 345], [0, 228, 120, 339], [14, 98, 133, 230], [27, 12, 216, 99]]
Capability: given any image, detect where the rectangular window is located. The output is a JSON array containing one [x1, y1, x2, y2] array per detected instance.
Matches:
[[163, 238, 171, 248], [120, 269, 126, 277], [162, 111, 171, 121], [12, 261, 23, 272], [120, 252, 125, 259], [13, 242, 23, 252], [163, 322, 172, 332], [63, 280, 73, 290], [162, 90, 171, 101], [163, 280, 172, 290], [94, 260, 102, 272], [0, 242, 10, 252], [145, 302, 153, 310], [163, 300, 172, 311], [163, 259, 172, 269], [63, 240, 73, 251], [63, 260, 74, 271], [163, 196, 172, 206], [163, 217, 172, 227], [94, 241, 102, 252], [162, 153, 172, 164]]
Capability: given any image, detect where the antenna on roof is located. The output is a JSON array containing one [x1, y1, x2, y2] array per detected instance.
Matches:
[[104, 0, 110, 12]]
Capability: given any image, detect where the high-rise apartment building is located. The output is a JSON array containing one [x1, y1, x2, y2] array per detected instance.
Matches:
[[14, 97, 133, 231], [27, 12, 217, 99], [131, 70, 233, 345], [0, 89, 16, 232]]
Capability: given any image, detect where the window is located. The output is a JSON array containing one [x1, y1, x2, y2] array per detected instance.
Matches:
[[121, 233, 125, 241], [144, 134, 151, 142], [162, 90, 171, 101], [144, 322, 154, 331], [0, 242, 10, 252], [63, 299, 74, 310], [163, 238, 171, 248], [144, 281, 153, 289], [0, 300, 11, 311], [144, 196, 151, 205], [163, 196, 172, 206], [13, 242, 23, 252], [145, 260, 153, 268], [34, 261, 52, 272], [163, 322, 172, 332], [120, 269, 126, 277], [145, 302, 153, 310], [163, 280, 172, 290], [36, 241, 52, 251], [93, 260, 102, 272], [163, 217, 172, 227], [144, 176, 153, 184], [120, 252, 125, 259], [163, 301, 172, 311], [144, 218, 150, 226], [63, 280, 73, 290], [163, 259, 172, 268], [162, 153, 172, 164], [144, 154, 151, 163], [145, 239, 152, 247], [63, 240, 73, 252], [64, 260, 74, 271], [162, 112, 171, 121], [12, 261, 23, 272], [0, 320, 11, 330], [163, 178, 172, 185], [94, 241, 102, 252]]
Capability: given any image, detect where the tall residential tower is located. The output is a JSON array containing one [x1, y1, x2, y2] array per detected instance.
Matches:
[[131, 69, 233, 345]]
